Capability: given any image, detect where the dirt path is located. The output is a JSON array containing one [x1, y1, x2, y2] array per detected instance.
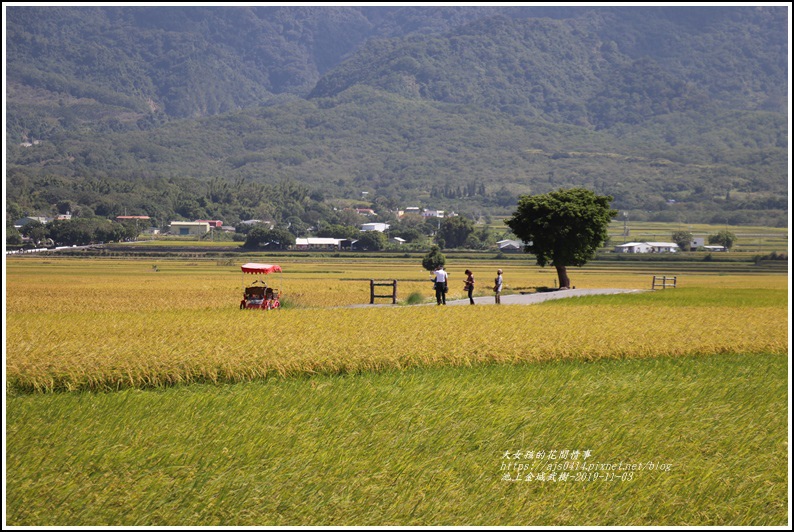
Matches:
[[349, 288, 644, 308], [439, 288, 644, 306]]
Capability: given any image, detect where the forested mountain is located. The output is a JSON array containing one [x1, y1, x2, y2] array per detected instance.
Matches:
[[5, 5, 789, 229]]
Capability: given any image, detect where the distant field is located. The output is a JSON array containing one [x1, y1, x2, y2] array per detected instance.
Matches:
[[604, 220, 789, 254], [4, 256, 789, 525], [488, 218, 788, 253], [112, 238, 241, 248], [120, 220, 788, 254]]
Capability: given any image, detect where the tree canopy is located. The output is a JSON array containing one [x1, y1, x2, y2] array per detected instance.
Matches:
[[436, 216, 475, 249], [708, 230, 737, 250], [421, 245, 446, 272], [505, 187, 617, 288], [671, 230, 693, 251]]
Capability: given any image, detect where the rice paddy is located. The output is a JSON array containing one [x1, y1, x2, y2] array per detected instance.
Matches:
[[4, 255, 789, 525]]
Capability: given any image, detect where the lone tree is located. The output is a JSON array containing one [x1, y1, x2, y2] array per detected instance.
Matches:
[[672, 230, 694, 251], [422, 245, 446, 272], [357, 230, 387, 251], [708, 230, 736, 250], [505, 188, 618, 289], [243, 227, 295, 250], [436, 216, 474, 249]]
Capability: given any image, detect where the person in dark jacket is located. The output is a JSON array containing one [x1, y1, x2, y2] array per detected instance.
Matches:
[[464, 269, 475, 304]]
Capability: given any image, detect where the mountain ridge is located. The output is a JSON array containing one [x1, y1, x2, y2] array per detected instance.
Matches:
[[4, 5, 789, 228]]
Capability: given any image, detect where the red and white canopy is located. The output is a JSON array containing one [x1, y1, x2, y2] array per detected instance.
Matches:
[[241, 263, 282, 274]]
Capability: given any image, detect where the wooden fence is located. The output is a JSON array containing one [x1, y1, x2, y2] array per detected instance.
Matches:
[[370, 279, 398, 304], [651, 275, 677, 290]]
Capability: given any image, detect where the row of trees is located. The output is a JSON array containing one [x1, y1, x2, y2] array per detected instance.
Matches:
[[7, 218, 140, 247], [242, 226, 390, 252], [241, 212, 504, 252], [671, 229, 737, 251], [6, 199, 508, 251], [8, 188, 752, 295]]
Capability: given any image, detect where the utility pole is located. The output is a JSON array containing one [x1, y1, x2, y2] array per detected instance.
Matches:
[[622, 211, 629, 243]]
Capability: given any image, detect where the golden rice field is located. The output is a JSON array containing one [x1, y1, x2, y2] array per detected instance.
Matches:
[[5, 257, 788, 393]]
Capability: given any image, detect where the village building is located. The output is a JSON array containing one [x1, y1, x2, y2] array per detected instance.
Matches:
[[116, 215, 151, 222], [398, 207, 422, 217], [422, 209, 444, 218], [294, 237, 343, 251], [239, 219, 275, 228], [614, 242, 680, 253], [497, 239, 523, 252], [169, 221, 211, 235], [14, 216, 50, 229], [361, 222, 390, 232], [195, 219, 224, 229]]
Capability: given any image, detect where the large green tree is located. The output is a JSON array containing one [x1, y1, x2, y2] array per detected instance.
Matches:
[[671, 230, 694, 251], [243, 227, 295, 250], [436, 216, 475, 249], [421, 245, 446, 272], [356, 231, 387, 251], [708, 230, 737, 250], [505, 188, 618, 289]]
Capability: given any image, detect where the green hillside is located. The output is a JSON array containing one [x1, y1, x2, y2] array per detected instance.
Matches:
[[4, 6, 789, 228]]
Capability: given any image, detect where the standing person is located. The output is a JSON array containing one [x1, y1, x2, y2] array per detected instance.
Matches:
[[464, 269, 475, 305], [434, 265, 448, 305], [494, 269, 503, 304]]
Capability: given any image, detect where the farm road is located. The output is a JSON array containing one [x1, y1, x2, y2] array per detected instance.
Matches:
[[441, 288, 644, 306], [351, 288, 644, 308]]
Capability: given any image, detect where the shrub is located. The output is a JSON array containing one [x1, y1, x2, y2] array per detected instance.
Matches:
[[404, 292, 425, 305]]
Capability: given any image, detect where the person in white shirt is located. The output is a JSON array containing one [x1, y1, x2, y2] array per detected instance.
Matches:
[[434, 266, 448, 305], [494, 269, 503, 304]]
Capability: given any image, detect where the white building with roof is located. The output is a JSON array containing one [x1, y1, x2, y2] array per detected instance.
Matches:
[[361, 222, 390, 232], [14, 216, 50, 228], [614, 242, 679, 253], [169, 221, 210, 235], [422, 209, 445, 218], [497, 239, 523, 251], [646, 242, 680, 253], [294, 237, 343, 250]]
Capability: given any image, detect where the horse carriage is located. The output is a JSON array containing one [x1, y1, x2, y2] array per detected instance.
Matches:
[[240, 263, 282, 310]]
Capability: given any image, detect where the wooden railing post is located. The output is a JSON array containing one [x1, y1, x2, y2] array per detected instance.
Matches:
[[652, 275, 677, 290], [370, 279, 398, 304]]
